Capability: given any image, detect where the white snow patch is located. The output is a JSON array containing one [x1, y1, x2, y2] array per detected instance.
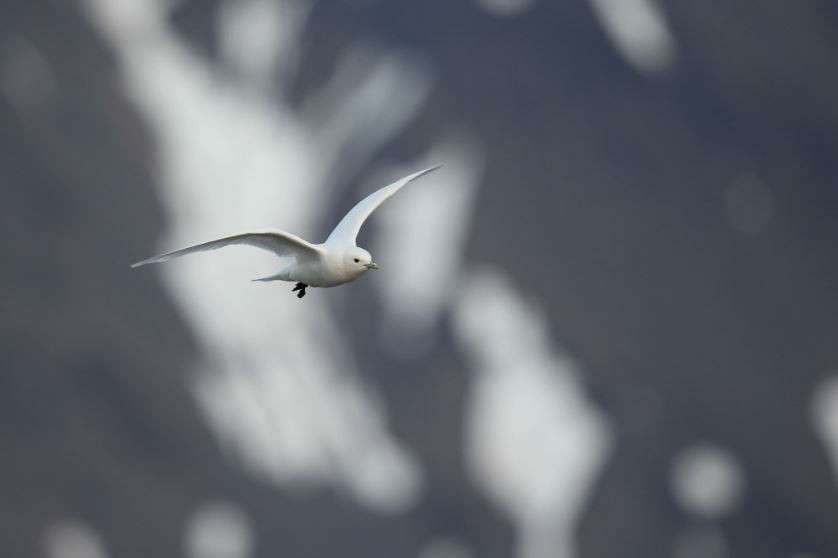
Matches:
[[82, 0, 423, 514], [474, 0, 537, 18], [303, 45, 433, 186], [670, 444, 746, 520], [44, 520, 109, 558], [453, 268, 612, 558], [184, 501, 255, 558], [218, 0, 311, 90], [812, 375, 838, 484], [418, 538, 475, 558], [373, 132, 484, 357], [588, 0, 677, 73]]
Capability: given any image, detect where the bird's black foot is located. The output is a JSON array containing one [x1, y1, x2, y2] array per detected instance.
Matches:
[[292, 282, 308, 298]]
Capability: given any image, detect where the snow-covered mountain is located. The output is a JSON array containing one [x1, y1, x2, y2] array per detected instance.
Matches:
[[2, 1, 838, 557]]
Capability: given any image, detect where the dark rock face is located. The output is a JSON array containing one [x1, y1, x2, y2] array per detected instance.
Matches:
[[2, 1, 838, 557]]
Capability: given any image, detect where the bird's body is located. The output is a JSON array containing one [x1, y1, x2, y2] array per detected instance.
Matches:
[[132, 166, 440, 298], [250, 242, 372, 287]]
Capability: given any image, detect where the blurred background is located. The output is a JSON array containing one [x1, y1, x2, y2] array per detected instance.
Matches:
[[3, 0, 838, 557]]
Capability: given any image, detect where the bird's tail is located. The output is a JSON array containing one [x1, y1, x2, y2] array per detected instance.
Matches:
[[251, 272, 287, 282], [252, 261, 295, 283]]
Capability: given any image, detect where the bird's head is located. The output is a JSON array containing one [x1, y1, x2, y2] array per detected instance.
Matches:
[[345, 247, 380, 274]]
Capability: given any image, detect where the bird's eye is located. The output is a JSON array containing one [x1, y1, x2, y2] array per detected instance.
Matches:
[[353, 258, 359, 263]]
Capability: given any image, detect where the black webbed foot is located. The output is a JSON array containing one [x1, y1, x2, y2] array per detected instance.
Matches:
[[292, 282, 308, 298]]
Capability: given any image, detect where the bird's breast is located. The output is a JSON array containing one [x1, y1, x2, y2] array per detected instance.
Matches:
[[291, 259, 364, 288]]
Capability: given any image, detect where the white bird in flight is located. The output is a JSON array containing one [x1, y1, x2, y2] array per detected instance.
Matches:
[[132, 166, 441, 298]]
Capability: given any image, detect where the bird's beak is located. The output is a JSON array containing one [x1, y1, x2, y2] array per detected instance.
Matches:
[[366, 262, 381, 270]]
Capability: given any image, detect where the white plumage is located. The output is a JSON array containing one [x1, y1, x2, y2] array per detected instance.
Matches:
[[132, 166, 441, 297]]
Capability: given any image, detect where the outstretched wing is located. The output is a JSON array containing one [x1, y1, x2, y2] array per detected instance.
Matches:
[[325, 165, 441, 246], [131, 228, 324, 268]]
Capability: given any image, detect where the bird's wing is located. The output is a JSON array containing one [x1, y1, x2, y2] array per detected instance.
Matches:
[[131, 228, 324, 268], [325, 165, 441, 246]]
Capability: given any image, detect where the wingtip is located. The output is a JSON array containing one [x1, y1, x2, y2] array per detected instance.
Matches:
[[410, 164, 442, 180], [130, 259, 154, 268]]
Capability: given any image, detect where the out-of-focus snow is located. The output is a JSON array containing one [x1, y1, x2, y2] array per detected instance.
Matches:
[[670, 444, 746, 519], [82, 0, 422, 514], [454, 269, 612, 558], [218, 0, 309, 90], [82, 0, 615, 553], [418, 537, 475, 558], [588, 0, 676, 73], [184, 501, 255, 558], [44, 520, 109, 558], [812, 375, 838, 484], [474, 0, 536, 18], [373, 133, 483, 356], [302, 45, 433, 187]]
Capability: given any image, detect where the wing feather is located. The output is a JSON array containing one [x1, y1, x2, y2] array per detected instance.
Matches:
[[325, 165, 441, 246], [131, 228, 323, 268]]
